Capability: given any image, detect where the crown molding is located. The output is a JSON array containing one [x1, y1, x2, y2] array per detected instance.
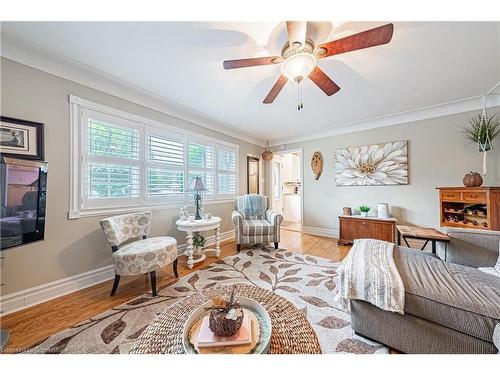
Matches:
[[0, 32, 266, 147], [2, 31, 499, 148], [270, 93, 500, 146]]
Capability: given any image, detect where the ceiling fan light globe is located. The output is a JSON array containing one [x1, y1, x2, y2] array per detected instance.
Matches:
[[280, 53, 317, 82]]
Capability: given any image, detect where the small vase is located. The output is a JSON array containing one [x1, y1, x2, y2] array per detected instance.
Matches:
[[361, 212, 368, 217]]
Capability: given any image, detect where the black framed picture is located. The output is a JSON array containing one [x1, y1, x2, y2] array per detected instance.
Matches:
[[0, 116, 44, 160]]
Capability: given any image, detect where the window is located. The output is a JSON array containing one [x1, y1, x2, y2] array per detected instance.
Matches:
[[218, 148, 236, 195], [188, 142, 215, 194], [69, 96, 239, 218], [146, 131, 185, 200], [82, 110, 141, 209]]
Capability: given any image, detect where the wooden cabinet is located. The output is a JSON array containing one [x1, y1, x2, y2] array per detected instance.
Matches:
[[282, 153, 300, 183], [437, 186, 500, 231], [338, 215, 397, 245]]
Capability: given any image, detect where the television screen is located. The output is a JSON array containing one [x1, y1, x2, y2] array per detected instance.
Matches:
[[0, 157, 47, 250]]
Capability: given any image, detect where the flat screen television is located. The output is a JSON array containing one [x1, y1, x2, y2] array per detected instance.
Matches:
[[0, 157, 48, 250]]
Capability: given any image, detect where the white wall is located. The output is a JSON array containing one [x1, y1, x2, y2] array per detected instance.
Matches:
[[0, 58, 262, 295], [270, 110, 500, 234]]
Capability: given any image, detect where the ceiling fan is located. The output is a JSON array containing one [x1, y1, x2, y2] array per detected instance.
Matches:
[[223, 22, 394, 109]]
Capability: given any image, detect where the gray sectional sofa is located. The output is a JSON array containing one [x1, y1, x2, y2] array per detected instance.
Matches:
[[350, 227, 500, 354]]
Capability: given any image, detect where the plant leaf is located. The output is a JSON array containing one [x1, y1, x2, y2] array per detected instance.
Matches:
[[203, 282, 217, 290], [324, 279, 337, 291], [280, 277, 302, 283], [174, 286, 191, 293], [307, 273, 325, 278], [126, 297, 151, 306], [316, 316, 349, 329], [208, 276, 235, 281], [187, 274, 199, 287], [101, 317, 126, 344], [299, 295, 331, 308], [306, 279, 322, 287], [278, 263, 294, 269], [208, 268, 227, 272], [259, 271, 272, 285], [336, 338, 382, 354], [305, 256, 318, 264], [127, 325, 148, 339], [284, 268, 301, 277], [269, 265, 279, 275], [276, 285, 300, 293], [242, 261, 252, 269]]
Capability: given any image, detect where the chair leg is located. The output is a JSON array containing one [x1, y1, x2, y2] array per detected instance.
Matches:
[[274, 242, 279, 249], [150, 271, 157, 297], [110, 274, 120, 296], [237, 244, 241, 252], [173, 258, 178, 278]]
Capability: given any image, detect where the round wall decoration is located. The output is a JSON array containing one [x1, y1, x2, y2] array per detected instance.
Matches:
[[311, 151, 323, 180]]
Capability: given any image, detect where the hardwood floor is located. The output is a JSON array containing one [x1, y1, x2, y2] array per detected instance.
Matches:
[[1, 230, 350, 352]]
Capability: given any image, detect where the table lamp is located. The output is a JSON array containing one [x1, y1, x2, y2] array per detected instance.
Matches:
[[188, 176, 206, 220]]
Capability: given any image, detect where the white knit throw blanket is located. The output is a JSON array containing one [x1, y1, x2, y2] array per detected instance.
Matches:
[[335, 239, 405, 314]]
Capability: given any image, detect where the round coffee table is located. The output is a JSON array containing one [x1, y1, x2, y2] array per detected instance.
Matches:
[[129, 284, 322, 354]]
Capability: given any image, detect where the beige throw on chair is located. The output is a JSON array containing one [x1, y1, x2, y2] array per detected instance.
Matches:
[[336, 238, 405, 314]]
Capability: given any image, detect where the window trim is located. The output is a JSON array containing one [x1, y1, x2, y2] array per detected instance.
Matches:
[[69, 95, 239, 219]]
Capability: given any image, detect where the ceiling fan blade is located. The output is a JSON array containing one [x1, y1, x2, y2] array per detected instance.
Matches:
[[263, 75, 288, 104], [223, 56, 282, 70], [286, 21, 307, 46], [308, 67, 340, 96], [317, 23, 394, 59]]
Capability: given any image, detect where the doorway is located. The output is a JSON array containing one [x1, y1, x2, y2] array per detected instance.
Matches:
[[271, 150, 302, 232]]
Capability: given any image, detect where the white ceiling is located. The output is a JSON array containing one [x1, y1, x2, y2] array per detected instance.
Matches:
[[2, 21, 499, 145]]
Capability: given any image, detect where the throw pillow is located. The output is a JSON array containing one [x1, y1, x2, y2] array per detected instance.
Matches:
[[478, 242, 500, 278]]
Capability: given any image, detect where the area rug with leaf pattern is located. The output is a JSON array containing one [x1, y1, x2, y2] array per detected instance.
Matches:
[[24, 246, 387, 354]]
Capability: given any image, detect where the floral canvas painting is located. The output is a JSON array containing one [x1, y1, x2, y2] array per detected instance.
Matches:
[[334, 140, 408, 186]]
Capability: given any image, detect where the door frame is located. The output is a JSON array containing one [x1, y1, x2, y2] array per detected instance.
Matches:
[[269, 147, 304, 233], [247, 156, 260, 194]]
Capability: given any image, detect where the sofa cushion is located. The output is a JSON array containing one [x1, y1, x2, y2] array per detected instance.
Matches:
[[394, 246, 500, 343], [241, 219, 274, 236]]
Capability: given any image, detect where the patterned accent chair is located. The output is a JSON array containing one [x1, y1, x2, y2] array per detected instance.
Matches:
[[100, 211, 178, 297], [232, 194, 283, 252]]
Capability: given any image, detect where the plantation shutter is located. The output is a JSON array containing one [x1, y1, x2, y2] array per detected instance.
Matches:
[[146, 132, 185, 198], [83, 109, 141, 208], [188, 142, 215, 194], [217, 148, 237, 195]]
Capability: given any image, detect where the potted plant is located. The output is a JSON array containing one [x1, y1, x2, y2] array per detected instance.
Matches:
[[359, 205, 371, 217], [464, 113, 499, 152], [192, 232, 206, 253]]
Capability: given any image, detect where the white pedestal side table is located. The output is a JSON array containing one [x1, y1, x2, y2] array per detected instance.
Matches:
[[176, 216, 222, 269]]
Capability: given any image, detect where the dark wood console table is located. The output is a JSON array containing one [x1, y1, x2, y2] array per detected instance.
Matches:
[[338, 215, 397, 245]]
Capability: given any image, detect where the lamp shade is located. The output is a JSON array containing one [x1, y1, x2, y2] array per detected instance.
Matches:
[[187, 176, 206, 192]]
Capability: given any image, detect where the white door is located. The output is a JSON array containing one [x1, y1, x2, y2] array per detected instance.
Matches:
[[271, 156, 283, 215]]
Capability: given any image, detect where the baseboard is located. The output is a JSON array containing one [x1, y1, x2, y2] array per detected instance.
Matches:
[[0, 231, 234, 316], [302, 226, 339, 239]]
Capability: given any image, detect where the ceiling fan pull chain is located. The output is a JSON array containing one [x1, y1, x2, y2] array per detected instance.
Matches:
[[297, 80, 304, 111], [300, 81, 304, 110], [297, 81, 300, 110]]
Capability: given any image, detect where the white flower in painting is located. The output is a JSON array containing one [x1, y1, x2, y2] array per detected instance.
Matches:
[[335, 141, 408, 186]]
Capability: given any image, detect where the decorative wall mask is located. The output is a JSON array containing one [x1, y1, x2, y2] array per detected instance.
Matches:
[[311, 151, 323, 180], [334, 140, 408, 186]]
